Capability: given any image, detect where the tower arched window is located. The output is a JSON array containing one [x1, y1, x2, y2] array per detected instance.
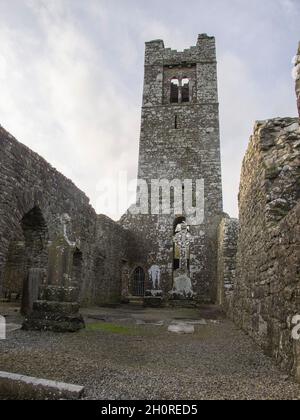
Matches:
[[181, 77, 190, 103], [170, 78, 179, 103]]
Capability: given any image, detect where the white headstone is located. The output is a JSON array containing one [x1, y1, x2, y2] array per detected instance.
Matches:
[[173, 271, 195, 298], [0, 316, 6, 340], [168, 323, 195, 334], [148, 265, 161, 290]]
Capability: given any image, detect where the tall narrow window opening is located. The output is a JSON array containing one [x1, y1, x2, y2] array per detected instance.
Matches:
[[181, 77, 190, 103], [170, 78, 179, 103]]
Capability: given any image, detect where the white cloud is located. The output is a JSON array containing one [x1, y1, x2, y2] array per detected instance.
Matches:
[[0, 0, 299, 220], [219, 48, 297, 217], [279, 0, 298, 16], [0, 0, 141, 218]]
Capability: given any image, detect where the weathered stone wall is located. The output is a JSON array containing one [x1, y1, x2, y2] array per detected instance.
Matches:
[[0, 126, 97, 305], [217, 216, 239, 310], [0, 126, 134, 308], [94, 215, 137, 305], [230, 118, 300, 379]]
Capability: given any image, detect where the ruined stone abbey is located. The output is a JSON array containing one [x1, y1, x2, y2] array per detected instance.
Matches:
[[0, 35, 299, 383]]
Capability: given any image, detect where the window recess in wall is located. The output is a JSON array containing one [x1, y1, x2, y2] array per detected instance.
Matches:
[[170, 78, 179, 103]]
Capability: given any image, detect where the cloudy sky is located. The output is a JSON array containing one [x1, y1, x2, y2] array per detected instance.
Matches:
[[0, 0, 299, 220]]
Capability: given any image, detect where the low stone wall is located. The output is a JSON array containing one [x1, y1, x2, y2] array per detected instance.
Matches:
[[0, 371, 84, 400], [229, 118, 300, 380]]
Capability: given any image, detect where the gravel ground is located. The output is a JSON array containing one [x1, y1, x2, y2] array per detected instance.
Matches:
[[0, 303, 299, 400]]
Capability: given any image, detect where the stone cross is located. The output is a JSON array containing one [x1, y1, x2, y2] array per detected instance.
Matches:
[[174, 222, 192, 272], [60, 213, 80, 248]]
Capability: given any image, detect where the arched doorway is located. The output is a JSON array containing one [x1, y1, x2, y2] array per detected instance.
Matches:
[[21, 207, 49, 315], [2, 206, 49, 315], [132, 267, 145, 297]]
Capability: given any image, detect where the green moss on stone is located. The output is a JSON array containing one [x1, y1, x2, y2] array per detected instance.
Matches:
[[85, 322, 135, 335]]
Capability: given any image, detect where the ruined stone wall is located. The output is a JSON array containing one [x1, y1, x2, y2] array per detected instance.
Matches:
[[230, 118, 300, 379], [217, 217, 239, 310], [0, 126, 98, 304], [94, 215, 137, 305], [0, 127, 136, 307]]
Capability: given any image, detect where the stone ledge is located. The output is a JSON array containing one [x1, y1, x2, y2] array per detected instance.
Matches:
[[143, 296, 165, 308], [33, 300, 80, 315], [0, 371, 84, 400], [167, 300, 198, 309], [22, 315, 85, 333]]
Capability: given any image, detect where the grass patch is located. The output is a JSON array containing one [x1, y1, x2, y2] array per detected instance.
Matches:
[[84, 322, 162, 337], [85, 322, 136, 335]]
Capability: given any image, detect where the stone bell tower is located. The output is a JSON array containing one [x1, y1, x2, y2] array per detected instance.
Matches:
[[122, 34, 223, 303]]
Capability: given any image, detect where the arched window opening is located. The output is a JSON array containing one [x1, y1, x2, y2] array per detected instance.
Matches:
[[21, 207, 48, 265], [132, 267, 145, 297], [170, 78, 179, 103], [181, 77, 190, 103]]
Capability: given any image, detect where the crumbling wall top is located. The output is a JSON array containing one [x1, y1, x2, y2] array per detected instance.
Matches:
[[145, 34, 216, 66], [240, 117, 300, 226]]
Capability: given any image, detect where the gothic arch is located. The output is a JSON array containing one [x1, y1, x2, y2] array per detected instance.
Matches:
[[131, 266, 145, 297], [2, 205, 49, 314]]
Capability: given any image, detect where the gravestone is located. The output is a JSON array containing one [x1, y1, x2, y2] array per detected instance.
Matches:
[[21, 268, 46, 316], [169, 223, 195, 301]]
